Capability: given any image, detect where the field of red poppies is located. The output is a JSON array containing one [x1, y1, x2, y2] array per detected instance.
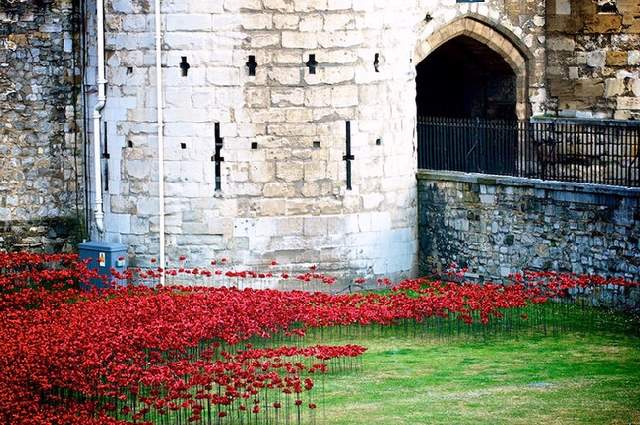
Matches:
[[0, 252, 638, 425]]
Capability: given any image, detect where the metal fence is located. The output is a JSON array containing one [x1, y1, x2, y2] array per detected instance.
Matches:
[[417, 116, 640, 187]]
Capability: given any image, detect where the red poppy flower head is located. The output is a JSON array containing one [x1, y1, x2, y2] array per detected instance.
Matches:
[[304, 378, 314, 390]]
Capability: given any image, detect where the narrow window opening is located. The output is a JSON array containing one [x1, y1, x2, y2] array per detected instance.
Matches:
[[103, 121, 110, 192], [212, 123, 225, 192], [180, 56, 191, 77], [343, 121, 355, 190], [306, 54, 318, 75], [246, 55, 258, 76]]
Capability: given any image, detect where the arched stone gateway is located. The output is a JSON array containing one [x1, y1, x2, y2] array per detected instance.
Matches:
[[77, 2, 553, 282], [414, 16, 533, 120]]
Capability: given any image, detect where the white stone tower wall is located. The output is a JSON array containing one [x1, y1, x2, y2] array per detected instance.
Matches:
[[96, 0, 546, 279]]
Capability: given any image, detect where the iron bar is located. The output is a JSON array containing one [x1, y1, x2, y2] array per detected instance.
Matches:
[[343, 121, 355, 190], [213, 122, 224, 192], [417, 116, 640, 187]]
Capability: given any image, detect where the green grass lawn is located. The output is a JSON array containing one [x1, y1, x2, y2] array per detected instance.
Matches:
[[315, 331, 640, 425]]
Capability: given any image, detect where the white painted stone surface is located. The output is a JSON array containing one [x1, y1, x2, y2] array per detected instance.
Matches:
[[90, 0, 547, 280]]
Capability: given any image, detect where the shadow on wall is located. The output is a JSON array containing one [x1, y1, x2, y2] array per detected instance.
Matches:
[[0, 216, 84, 253]]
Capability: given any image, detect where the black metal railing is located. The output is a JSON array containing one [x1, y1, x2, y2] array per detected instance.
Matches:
[[417, 116, 640, 187]]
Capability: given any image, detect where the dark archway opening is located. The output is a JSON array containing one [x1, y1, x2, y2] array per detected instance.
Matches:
[[416, 35, 517, 120], [416, 35, 520, 174]]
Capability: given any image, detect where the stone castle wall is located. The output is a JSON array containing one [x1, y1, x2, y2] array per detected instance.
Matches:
[[418, 170, 640, 281], [7, 0, 638, 279], [0, 0, 83, 251], [93, 0, 547, 277], [547, 0, 640, 119]]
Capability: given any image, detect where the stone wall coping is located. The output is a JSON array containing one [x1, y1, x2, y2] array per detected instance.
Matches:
[[417, 170, 640, 198], [531, 117, 640, 127]]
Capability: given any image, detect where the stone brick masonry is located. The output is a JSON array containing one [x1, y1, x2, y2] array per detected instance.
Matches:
[[90, 0, 548, 278], [418, 170, 640, 281], [0, 0, 83, 251], [1, 0, 639, 279], [547, 0, 640, 119]]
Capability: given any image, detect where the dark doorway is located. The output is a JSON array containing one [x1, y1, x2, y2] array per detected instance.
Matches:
[[416, 35, 517, 120]]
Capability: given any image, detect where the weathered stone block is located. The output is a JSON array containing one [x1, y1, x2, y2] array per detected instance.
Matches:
[[276, 161, 304, 182], [547, 36, 575, 51], [575, 79, 604, 98], [631, 79, 640, 97], [304, 161, 326, 182], [294, 0, 328, 12], [303, 217, 327, 236], [299, 14, 323, 32], [249, 162, 275, 183], [242, 13, 273, 30], [262, 0, 294, 12], [317, 30, 363, 48], [604, 78, 625, 97], [331, 85, 359, 107], [304, 86, 332, 107], [263, 183, 296, 198], [586, 50, 606, 68], [268, 67, 301, 85], [281, 31, 318, 49], [271, 88, 305, 106], [285, 108, 314, 123], [166, 14, 212, 31], [606, 51, 628, 66], [617, 97, 640, 110], [273, 14, 299, 29]]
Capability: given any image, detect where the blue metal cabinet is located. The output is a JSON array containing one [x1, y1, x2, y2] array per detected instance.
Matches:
[[79, 242, 128, 289]]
